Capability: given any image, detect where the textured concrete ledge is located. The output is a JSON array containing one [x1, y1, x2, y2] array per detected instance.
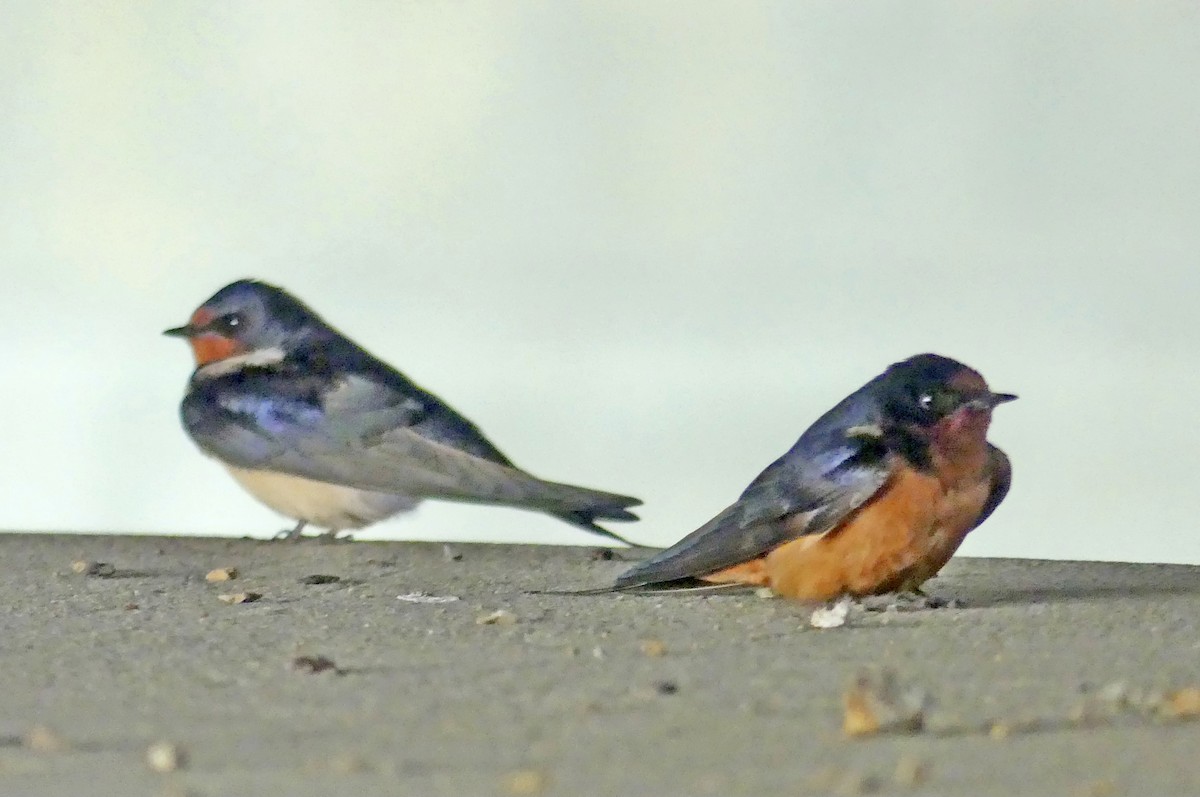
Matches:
[[0, 534, 1198, 796]]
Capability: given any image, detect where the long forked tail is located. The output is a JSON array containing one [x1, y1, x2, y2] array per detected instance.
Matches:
[[528, 480, 644, 546]]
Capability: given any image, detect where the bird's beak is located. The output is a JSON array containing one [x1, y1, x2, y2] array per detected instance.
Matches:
[[163, 324, 195, 338], [966, 391, 1018, 411]]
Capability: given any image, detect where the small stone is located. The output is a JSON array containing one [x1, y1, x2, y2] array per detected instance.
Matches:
[[1159, 687, 1200, 719], [754, 587, 775, 599], [71, 560, 115, 577], [24, 725, 68, 753], [145, 741, 185, 773], [299, 574, 340, 585], [503, 769, 549, 795], [205, 568, 237, 582], [442, 544, 463, 561], [292, 655, 340, 674], [476, 610, 517, 626], [893, 755, 930, 788], [843, 668, 928, 738], [124, 603, 140, 611], [656, 680, 680, 696], [639, 639, 667, 657], [217, 592, 262, 604]]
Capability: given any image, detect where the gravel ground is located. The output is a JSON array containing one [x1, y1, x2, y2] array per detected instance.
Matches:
[[1, 533, 1198, 796]]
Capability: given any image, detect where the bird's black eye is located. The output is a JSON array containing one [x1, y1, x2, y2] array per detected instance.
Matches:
[[211, 313, 244, 334], [917, 387, 960, 416]]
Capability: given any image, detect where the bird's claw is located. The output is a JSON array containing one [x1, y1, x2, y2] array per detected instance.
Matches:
[[856, 591, 963, 612]]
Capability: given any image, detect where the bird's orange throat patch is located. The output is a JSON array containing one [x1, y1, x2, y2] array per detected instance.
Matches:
[[189, 333, 244, 365]]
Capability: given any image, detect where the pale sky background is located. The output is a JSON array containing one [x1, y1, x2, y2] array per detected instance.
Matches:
[[1, 2, 1198, 562]]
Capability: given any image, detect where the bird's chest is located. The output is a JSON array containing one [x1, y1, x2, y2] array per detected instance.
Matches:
[[763, 457, 993, 599]]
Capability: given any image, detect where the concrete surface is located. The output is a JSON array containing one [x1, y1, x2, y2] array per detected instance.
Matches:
[[1, 534, 1199, 796]]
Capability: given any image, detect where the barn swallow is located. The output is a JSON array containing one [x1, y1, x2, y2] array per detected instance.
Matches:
[[600, 353, 1014, 600], [164, 279, 642, 543]]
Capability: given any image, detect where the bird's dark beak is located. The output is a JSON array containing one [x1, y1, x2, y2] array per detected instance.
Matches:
[[964, 392, 1018, 411], [163, 325, 195, 338]]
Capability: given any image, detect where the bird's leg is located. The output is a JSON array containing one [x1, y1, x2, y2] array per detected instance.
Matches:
[[273, 521, 308, 541]]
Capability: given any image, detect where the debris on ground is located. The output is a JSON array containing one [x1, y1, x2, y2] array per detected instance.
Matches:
[[476, 609, 517, 626], [396, 592, 459, 604], [205, 567, 237, 582], [639, 639, 667, 657], [299, 574, 340, 585], [810, 597, 853, 629], [502, 768, 549, 795], [216, 592, 262, 604], [843, 668, 929, 737], [71, 560, 116, 577], [24, 725, 69, 753], [442, 544, 463, 562], [292, 655, 342, 675], [1158, 686, 1200, 719], [145, 740, 186, 773]]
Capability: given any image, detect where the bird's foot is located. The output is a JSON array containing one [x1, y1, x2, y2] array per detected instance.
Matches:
[[317, 530, 353, 545], [273, 521, 308, 542], [857, 591, 963, 613]]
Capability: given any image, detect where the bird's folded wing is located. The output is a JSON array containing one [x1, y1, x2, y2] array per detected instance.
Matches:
[[182, 382, 612, 511], [613, 390, 894, 588]]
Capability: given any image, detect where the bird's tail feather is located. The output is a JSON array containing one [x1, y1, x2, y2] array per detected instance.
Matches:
[[523, 480, 645, 546]]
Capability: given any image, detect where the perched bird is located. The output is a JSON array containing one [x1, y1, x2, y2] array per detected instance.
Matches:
[[604, 353, 1015, 600], [164, 279, 641, 542]]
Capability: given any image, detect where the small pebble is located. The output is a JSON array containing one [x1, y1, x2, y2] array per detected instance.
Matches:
[[217, 592, 262, 604], [299, 574, 340, 585], [145, 741, 185, 773], [71, 560, 115, 577], [1159, 687, 1200, 719], [476, 610, 517, 626], [24, 725, 68, 753], [292, 655, 340, 674], [639, 639, 667, 657], [503, 769, 549, 795], [656, 680, 680, 696], [442, 544, 463, 562], [843, 668, 928, 738], [205, 568, 237, 582]]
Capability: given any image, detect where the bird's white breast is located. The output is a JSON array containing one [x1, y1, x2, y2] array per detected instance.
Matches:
[[223, 465, 419, 530]]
